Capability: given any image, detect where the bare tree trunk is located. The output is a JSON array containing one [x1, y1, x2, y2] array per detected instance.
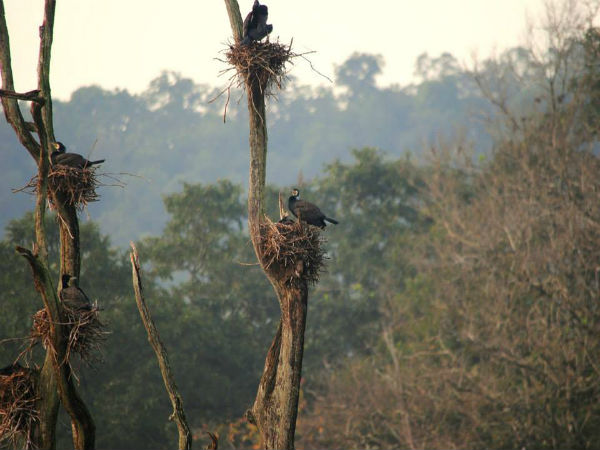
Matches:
[[222, 2, 309, 448]]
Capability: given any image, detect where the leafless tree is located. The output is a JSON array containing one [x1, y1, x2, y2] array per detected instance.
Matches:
[[0, 1, 95, 448], [221, 2, 325, 448]]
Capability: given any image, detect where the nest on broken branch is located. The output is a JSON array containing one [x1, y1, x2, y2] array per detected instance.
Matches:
[[30, 304, 106, 365], [259, 217, 326, 286], [0, 363, 38, 448], [226, 40, 293, 93]]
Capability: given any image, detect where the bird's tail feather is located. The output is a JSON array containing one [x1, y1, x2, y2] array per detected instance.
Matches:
[[89, 159, 105, 165]]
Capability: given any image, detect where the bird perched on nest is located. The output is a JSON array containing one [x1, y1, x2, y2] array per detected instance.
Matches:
[[50, 142, 105, 169], [59, 274, 92, 311], [288, 188, 339, 228], [241, 0, 273, 45]]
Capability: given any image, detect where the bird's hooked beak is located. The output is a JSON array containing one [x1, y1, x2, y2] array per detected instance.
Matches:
[[52, 142, 60, 150]]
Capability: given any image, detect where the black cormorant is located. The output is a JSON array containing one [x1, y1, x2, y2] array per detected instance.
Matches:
[[59, 274, 92, 311], [241, 0, 273, 45], [51, 142, 105, 169], [288, 188, 338, 228]]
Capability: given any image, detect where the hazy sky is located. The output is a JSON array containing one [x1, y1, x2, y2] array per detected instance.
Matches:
[[5, 0, 545, 100]]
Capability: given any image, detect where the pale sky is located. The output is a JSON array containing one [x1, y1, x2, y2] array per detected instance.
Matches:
[[5, 0, 545, 101]]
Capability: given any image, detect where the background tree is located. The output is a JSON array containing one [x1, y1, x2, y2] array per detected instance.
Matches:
[[297, 3, 600, 448]]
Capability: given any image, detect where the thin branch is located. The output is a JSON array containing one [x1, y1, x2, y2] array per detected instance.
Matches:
[[129, 243, 192, 450]]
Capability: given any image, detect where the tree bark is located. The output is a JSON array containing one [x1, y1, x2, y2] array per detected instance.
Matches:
[[56, 201, 81, 279], [223, 2, 309, 448], [223, 0, 243, 44]]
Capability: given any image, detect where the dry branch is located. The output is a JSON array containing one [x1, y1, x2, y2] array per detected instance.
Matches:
[[130, 243, 192, 450], [0, 88, 43, 102]]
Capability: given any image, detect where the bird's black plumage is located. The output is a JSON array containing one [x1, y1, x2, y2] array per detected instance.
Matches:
[[59, 274, 92, 311], [241, 0, 273, 45], [51, 142, 105, 169], [288, 188, 338, 228]]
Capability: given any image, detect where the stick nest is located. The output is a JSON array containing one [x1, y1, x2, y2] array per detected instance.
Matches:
[[259, 217, 326, 286], [30, 304, 106, 365], [0, 364, 38, 448], [48, 166, 100, 207], [226, 40, 293, 92], [18, 166, 100, 209]]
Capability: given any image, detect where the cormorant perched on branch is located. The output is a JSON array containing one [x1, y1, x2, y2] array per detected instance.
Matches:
[[59, 274, 92, 311], [288, 188, 339, 228], [241, 0, 273, 45], [51, 142, 105, 169]]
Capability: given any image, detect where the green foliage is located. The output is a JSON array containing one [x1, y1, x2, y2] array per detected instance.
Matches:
[[298, 148, 428, 369], [1, 51, 490, 245]]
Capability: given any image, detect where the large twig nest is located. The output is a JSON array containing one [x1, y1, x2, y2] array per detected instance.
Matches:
[[226, 40, 293, 92], [30, 304, 106, 365], [260, 217, 326, 286], [47, 166, 100, 208], [16, 166, 100, 209], [0, 363, 38, 448]]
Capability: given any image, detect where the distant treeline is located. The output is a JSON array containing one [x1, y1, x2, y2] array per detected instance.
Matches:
[[1, 51, 491, 244]]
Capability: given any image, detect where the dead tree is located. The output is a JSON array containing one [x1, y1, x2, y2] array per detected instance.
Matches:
[[222, 2, 325, 448], [130, 243, 193, 450], [0, 1, 95, 448]]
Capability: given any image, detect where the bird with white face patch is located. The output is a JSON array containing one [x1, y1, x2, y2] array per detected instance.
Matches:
[[50, 142, 105, 169], [288, 188, 338, 229]]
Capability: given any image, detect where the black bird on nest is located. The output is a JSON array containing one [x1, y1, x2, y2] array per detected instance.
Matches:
[[288, 188, 339, 228], [241, 0, 273, 45], [51, 142, 105, 169], [59, 274, 92, 311]]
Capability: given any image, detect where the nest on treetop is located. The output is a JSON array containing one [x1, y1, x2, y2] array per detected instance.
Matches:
[[0, 363, 38, 448], [226, 40, 293, 93], [259, 217, 326, 286], [30, 304, 106, 365]]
